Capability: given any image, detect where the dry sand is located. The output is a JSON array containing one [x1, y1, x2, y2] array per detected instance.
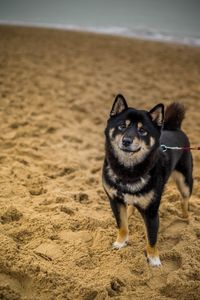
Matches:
[[0, 25, 200, 300]]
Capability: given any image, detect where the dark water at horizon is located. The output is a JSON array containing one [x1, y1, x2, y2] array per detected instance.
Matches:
[[0, 0, 200, 45]]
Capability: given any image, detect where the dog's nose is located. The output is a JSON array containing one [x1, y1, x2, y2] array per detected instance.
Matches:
[[122, 137, 132, 147]]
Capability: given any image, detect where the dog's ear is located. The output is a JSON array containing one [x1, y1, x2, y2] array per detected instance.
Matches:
[[110, 94, 128, 117], [149, 104, 164, 127]]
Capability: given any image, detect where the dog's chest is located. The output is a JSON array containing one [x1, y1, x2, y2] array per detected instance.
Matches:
[[103, 175, 154, 210], [123, 190, 154, 209]]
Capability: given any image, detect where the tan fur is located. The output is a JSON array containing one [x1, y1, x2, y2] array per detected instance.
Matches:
[[132, 137, 140, 145], [127, 205, 135, 218], [137, 122, 143, 129], [172, 170, 190, 218], [103, 172, 152, 210], [172, 170, 190, 198], [146, 243, 159, 258], [124, 190, 154, 210], [115, 205, 128, 244], [109, 128, 115, 139], [150, 107, 163, 126], [111, 97, 126, 116], [102, 179, 117, 198], [150, 137, 155, 147], [125, 119, 131, 127], [107, 165, 117, 181], [111, 138, 151, 167], [181, 197, 189, 219], [105, 162, 150, 197], [109, 122, 155, 168], [125, 175, 150, 193]]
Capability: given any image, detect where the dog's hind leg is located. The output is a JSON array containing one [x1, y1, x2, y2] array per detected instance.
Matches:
[[172, 170, 190, 218], [110, 199, 129, 249], [172, 152, 193, 219]]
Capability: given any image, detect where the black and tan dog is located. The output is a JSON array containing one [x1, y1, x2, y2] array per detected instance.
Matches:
[[102, 94, 193, 266]]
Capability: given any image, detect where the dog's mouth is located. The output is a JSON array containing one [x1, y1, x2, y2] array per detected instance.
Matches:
[[119, 145, 141, 153]]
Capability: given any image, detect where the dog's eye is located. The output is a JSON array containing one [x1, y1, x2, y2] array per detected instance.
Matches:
[[138, 127, 147, 136], [118, 123, 126, 131]]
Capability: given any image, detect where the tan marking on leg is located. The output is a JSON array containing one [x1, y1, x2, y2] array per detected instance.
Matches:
[[116, 228, 128, 244], [127, 205, 135, 218], [113, 205, 128, 249], [146, 243, 161, 267], [181, 197, 189, 219], [172, 171, 190, 219], [146, 243, 159, 257], [172, 171, 190, 198]]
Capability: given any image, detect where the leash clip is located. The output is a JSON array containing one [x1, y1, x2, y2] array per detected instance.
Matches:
[[160, 144, 168, 152]]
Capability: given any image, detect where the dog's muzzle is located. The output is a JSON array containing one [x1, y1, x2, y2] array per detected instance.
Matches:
[[119, 136, 141, 153]]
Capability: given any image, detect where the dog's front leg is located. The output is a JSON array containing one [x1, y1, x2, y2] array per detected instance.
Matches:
[[110, 198, 129, 249], [142, 210, 161, 267]]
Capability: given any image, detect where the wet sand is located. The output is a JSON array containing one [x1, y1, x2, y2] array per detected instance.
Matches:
[[0, 25, 200, 300]]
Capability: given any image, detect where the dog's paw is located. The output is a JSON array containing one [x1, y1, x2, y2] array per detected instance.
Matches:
[[147, 256, 162, 267], [112, 240, 128, 249]]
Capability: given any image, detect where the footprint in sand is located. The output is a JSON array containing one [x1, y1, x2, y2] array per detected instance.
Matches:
[[74, 192, 91, 204], [0, 270, 31, 300], [194, 227, 200, 239], [164, 219, 188, 237], [62, 134, 83, 144], [43, 163, 75, 179], [16, 149, 43, 161], [161, 236, 180, 250], [162, 251, 182, 272], [0, 284, 21, 300], [106, 278, 125, 297], [60, 206, 75, 216], [0, 207, 23, 224], [34, 242, 63, 261], [160, 219, 188, 253], [59, 230, 92, 244], [1, 141, 16, 150], [29, 186, 47, 196], [147, 252, 181, 291]]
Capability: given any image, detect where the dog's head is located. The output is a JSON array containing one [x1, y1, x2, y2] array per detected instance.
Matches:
[[105, 94, 164, 166]]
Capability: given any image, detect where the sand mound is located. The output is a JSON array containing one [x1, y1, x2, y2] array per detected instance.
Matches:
[[0, 25, 200, 299]]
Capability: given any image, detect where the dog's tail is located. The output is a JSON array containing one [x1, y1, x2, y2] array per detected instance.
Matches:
[[163, 102, 185, 130]]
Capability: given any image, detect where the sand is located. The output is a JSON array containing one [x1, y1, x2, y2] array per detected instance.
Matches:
[[0, 25, 200, 300]]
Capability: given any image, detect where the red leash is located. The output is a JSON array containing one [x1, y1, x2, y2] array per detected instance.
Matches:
[[160, 144, 200, 152]]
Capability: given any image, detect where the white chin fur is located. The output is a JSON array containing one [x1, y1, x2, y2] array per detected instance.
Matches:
[[148, 256, 162, 267], [112, 240, 128, 249]]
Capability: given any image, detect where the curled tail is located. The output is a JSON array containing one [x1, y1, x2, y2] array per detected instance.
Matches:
[[163, 102, 185, 130]]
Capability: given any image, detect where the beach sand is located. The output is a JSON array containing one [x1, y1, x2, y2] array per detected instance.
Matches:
[[0, 25, 200, 300]]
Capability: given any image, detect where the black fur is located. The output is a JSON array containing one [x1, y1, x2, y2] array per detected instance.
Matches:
[[164, 102, 185, 130], [102, 95, 193, 264]]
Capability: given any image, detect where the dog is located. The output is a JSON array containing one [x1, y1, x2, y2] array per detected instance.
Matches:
[[102, 94, 193, 266]]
